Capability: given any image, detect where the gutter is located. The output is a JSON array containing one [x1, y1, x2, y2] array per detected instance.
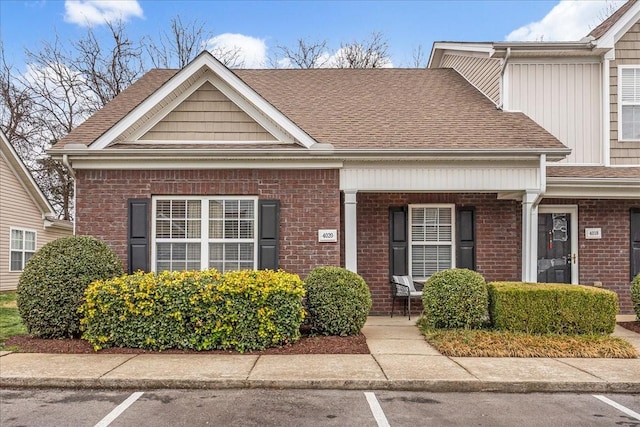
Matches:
[[497, 47, 511, 110], [50, 147, 571, 160]]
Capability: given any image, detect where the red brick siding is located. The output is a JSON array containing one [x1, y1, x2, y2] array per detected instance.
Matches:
[[357, 193, 522, 315], [542, 199, 639, 314], [75, 169, 341, 278]]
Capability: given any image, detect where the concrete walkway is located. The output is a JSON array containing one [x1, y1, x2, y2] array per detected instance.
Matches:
[[1, 316, 638, 393]]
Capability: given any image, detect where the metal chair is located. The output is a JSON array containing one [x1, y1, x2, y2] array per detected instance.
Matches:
[[390, 275, 423, 320]]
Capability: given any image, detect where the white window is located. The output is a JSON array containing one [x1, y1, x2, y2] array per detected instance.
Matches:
[[409, 205, 455, 279], [10, 228, 36, 271], [619, 66, 640, 141], [153, 197, 257, 272]]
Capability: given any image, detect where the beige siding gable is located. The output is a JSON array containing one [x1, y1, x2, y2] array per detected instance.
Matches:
[[0, 155, 71, 291], [140, 81, 277, 142], [610, 20, 640, 166], [440, 53, 501, 104]]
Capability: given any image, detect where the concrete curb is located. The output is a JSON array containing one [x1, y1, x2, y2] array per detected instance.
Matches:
[[2, 377, 639, 393]]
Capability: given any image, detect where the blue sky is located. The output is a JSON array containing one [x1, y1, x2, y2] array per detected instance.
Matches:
[[0, 0, 626, 68]]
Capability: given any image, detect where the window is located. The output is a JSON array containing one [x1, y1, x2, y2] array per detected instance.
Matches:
[[619, 66, 640, 141], [10, 228, 36, 271], [409, 205, 454, 278], [153, 197, 257, 272]]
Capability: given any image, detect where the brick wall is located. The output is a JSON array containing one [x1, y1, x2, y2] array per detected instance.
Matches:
[[357, 193, 522, 315], [75, 169, 341, 278], [542, 198, 639, 314]]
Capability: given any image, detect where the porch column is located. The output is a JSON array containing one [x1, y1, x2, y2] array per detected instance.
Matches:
[[521, 191, 540, 282], [344, 190, 358, 272]]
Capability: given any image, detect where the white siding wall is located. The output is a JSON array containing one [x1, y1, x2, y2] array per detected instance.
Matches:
[[0, 156, 72, 291], [507, 61, 602, 164], [340, 161, 540, 192]]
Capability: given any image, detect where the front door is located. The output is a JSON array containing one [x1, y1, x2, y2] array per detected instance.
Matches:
[[537, 205, 578, 284]]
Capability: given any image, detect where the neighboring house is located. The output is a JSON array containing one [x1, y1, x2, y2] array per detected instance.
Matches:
[[49, 3, 639, 314], [0, 131, 73, 291], [428, 0, 640, 313]]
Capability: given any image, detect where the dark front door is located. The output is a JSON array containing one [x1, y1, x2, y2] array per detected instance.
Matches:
[[537, 213, 572, 283]]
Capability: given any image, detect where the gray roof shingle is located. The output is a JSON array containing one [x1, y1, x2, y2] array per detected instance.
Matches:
[[55, 67, 565, 151]]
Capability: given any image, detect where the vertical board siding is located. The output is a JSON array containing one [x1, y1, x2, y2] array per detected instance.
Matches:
[[141, 81, 277, 142], [508, 62, 602, 164], [610, 21, 640, 165], [0, 156, 72, 291], [441, 54, 501, 104]]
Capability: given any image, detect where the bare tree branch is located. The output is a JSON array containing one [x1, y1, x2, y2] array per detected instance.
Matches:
[[334, 32, 391, 68], [275, 38, 329, 69]]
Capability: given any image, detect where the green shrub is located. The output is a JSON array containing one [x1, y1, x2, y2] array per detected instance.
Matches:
[[421, 268, 488, 329], [632, 274, 640, 320], [304, 266, 372, 336], [488, 282, 618, 335], [16, 236, 123, 338], [80, 269, 305, 352]]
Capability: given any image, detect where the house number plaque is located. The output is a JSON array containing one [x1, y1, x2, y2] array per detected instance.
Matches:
[[318, 229, 338, 242]]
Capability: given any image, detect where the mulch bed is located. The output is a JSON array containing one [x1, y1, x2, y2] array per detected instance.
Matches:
[[3, 333, 369, 355], [618, 321, 640, 334]]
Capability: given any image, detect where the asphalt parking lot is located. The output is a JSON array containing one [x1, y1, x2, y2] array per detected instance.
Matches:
[[1, 389, 639, 426]]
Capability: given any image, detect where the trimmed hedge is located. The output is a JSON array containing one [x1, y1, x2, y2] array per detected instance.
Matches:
[[80, 269, 305, 352], [632, 274, 640, 320], [488, 282, 618, 335], [17, 235, 124, 338], [304, 266, 372, 336], [421, 268, 488, 329]]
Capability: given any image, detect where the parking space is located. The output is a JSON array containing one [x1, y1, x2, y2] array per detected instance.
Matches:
[[1, 388, 638, 426]]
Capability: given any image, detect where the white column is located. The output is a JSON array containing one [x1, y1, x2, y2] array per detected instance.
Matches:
[[344, 190, 358, 272], [521, 191, 539, 283]]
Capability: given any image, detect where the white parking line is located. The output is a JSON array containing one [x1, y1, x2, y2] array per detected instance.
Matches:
[[593, 395, 640, 421], [364, 392, 391, 427], [95, 391, 144, 427]]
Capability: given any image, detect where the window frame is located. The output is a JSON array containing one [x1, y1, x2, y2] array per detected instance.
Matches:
[[151, 196, 258, 272], [408, 204, 456, 280], [618, 65, 640, 142], [9, 227, 37, 272]]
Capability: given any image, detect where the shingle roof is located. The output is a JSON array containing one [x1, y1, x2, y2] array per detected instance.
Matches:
[[547, 166, 640, 180], [56, 67, 565, 151], [588, 0, 636, 39]]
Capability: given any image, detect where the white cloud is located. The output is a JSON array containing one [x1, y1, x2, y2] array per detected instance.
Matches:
[[64, 0, 144, 27], [205, 33, 267, 69], [506, 0, 626, 42]]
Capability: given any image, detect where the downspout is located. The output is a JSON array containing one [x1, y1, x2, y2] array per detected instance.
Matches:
[[602, 50, 613, 166], [497, 47, 511, 110], [62, 154, 77, 234], [522, 154, 546, 282]]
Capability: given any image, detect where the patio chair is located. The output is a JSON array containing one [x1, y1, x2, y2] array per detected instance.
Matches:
[[390, 275, 423, 320]]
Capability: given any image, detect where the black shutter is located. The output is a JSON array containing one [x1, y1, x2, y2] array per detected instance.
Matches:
[[457, 207, 476, 270], [631, 208, 640, 279], [258, 199, 280, 270], [128, 198, 150, 273], [389, 206, 408, 276]]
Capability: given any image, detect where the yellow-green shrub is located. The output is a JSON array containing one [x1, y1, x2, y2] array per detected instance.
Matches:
[[632, 273, 640, 320], [80, 269, 305, 352], [488, 282, 618, 335]]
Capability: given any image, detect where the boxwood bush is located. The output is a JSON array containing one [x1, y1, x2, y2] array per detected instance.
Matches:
[[80, 269, 305, 352], [17, 235, 124, 338], [632, 273, 640, 320], [488, 282, 618, 335], [421, 268, 488, 329], [304, 266, 372, 336]]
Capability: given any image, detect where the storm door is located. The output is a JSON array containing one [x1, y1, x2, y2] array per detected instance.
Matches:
[[537, 206, 578, 284]]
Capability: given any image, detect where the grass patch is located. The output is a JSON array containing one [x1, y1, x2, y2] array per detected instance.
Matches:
[[0, 291, 26, 350], [418, 321, 638, 358]]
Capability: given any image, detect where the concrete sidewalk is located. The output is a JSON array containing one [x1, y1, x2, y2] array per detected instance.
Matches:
[[1, 316, 639, 393]]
